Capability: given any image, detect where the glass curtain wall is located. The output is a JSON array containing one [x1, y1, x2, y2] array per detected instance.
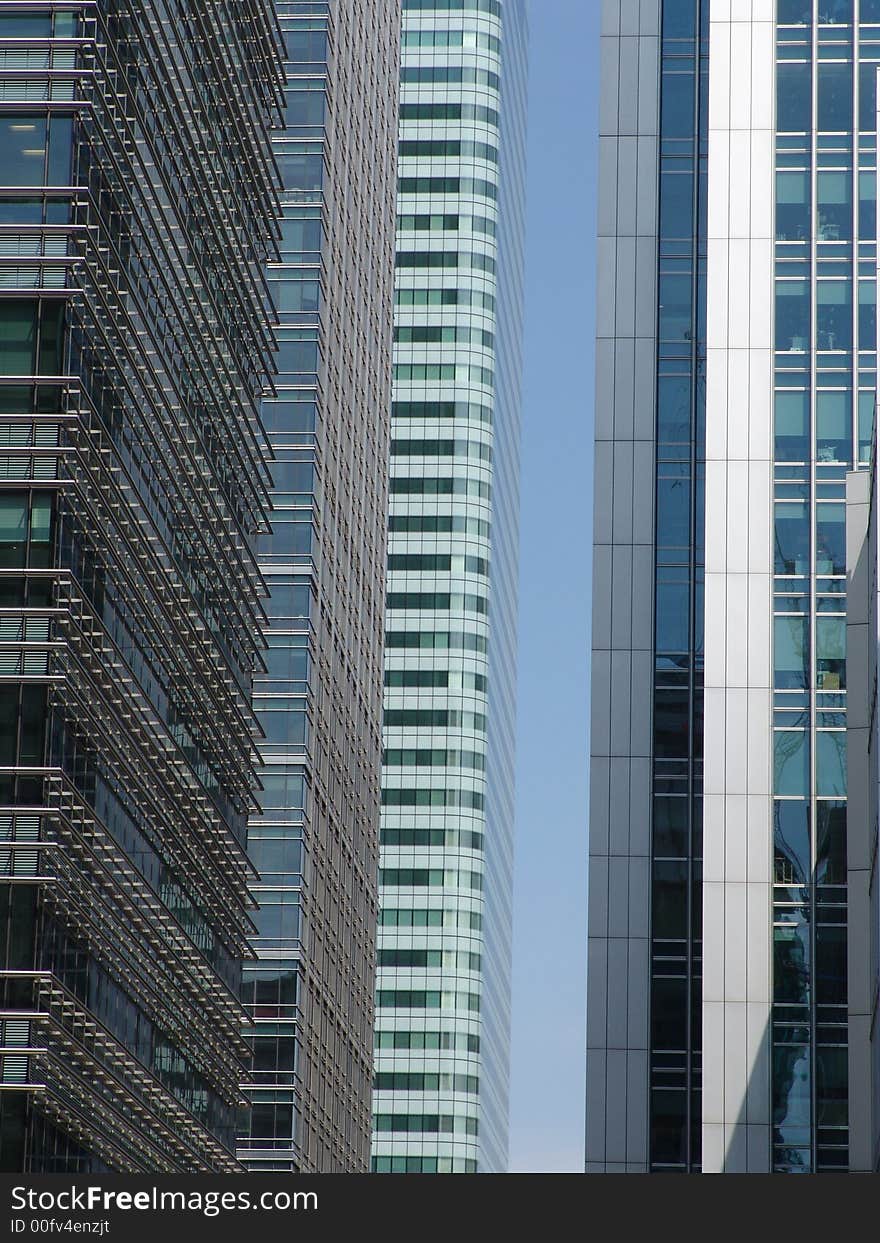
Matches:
[[372, 0, 525, 1174], [770, 0, 880, 1174]]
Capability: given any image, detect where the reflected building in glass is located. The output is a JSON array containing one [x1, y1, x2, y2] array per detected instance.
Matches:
[[371, 0, 526, 1174], [589, 0, 880, 1173], [0, 2, 283, 1170]]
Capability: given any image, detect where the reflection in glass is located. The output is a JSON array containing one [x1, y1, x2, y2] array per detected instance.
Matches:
[[778, 0, 811, 21], [776, 280, 810, 351], [775, 391, 809, 461], [774, 915, 811, 1004], [816, 731, 846, 798], [777, 62, 811, 132], [816, 924, 847, 1004], [657, 469, 691, 548], [658, 374, 692, 443], [859, 169, 876, 237], [661, 71, 696, 140], [774, 731, 809, 797], [775, 499, 810, 575], [859, 391, 875, 464], [816, 282, 852, 351], [776, 170, 810, 241], [816, 801, 847, 884], [816, 616, 846, 690], [816, 1047, 848, 1126], [773, 1044, 811, 1148], [659, 273, 693, 343], [818, 63, 853, 133], [817, 171, 852, 241], [815, 391, 851, 463], [660, 171, 695, 241], [816, 502, 846, 575], [774, 800, 810, 886], [859, 280, 876, 351], [774, 615, 809, 690]]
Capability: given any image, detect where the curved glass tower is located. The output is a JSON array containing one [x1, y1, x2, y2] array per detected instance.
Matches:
[[372, 0, 527, 1175]]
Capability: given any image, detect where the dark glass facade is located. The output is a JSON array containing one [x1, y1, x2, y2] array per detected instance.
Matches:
[[649, 0, 708, 1172], [0, 1, 283, 1171]]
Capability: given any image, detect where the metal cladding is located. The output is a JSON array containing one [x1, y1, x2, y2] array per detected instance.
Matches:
[[0, 1, 284, 1172]]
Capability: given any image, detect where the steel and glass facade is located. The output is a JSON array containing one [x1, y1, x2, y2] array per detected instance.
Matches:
[[589, 0, 705, 1173], [238, 0, 400, 1173], [589, 0, 880, 1174], [372, 0, 526, 1175], [0, 1, 283, 1171]]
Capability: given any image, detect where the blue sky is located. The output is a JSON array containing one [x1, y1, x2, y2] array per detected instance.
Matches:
[[509, 0, 599, 1172]]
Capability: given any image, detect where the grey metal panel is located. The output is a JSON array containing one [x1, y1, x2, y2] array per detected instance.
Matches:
[[701, 4, 774, 1174], [587, 0, 661, 1173], [846, 465, 875, 1173]]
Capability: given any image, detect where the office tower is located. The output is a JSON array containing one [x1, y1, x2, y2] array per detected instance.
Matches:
[[372, 0, 527, 1174], [0, 3, 282, 1171], [589, 0, 880, 1174], [238, 2, 400, 1173]]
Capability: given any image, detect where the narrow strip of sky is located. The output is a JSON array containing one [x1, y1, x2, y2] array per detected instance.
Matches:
[[510, 0, 597, 1173]]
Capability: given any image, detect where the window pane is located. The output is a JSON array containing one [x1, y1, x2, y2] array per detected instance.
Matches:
[[774, 730, 809, 796], [859, 169, 876, 238], [775, 615, 809, 689], [778, 0, 811, 23], [0, 301, 36, 374], [777, 63, 812, 133], [659, 273, 693, 342], [661, 71, 695, 140], [817, 171, 852, 241], [815, 925, 847, 1004], [775, 280, 810, 351], [774, 915, 811, 1003], [658, 375, 691, 443], [858, 280, 876, 350], [818, 63, 853, 133], [816, 1047, 848, 1127], [775, 500, 810, 575], [816, 281, 852, 351], [775, 391, 809, 461], [656, 470, 690, 547], [858, 391, 875, 464], [776, 170, 810, 241], [816, 616, 846, 690], [652, 860, 688, 939], [0, 116, 46, 186], [774, 799, 810, 886], [656, 581, 689, 653], [816, 731, 846, 798], [773, 1044, 811, 1148], [816, 502, 846, 575], [816, 801, 846, 884], [660, 171, 694, 241], [816, 390, 851, 462]]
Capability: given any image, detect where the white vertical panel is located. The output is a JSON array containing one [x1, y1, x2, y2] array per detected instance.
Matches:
[[702, 4, 774, 1173]]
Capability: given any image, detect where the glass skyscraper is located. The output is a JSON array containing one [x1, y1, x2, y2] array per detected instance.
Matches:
[[238, 0, 400, 1173], [589, 0, 880, 1173], [372, 0, 526, 1174], [0, 1, 282, 1170]]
